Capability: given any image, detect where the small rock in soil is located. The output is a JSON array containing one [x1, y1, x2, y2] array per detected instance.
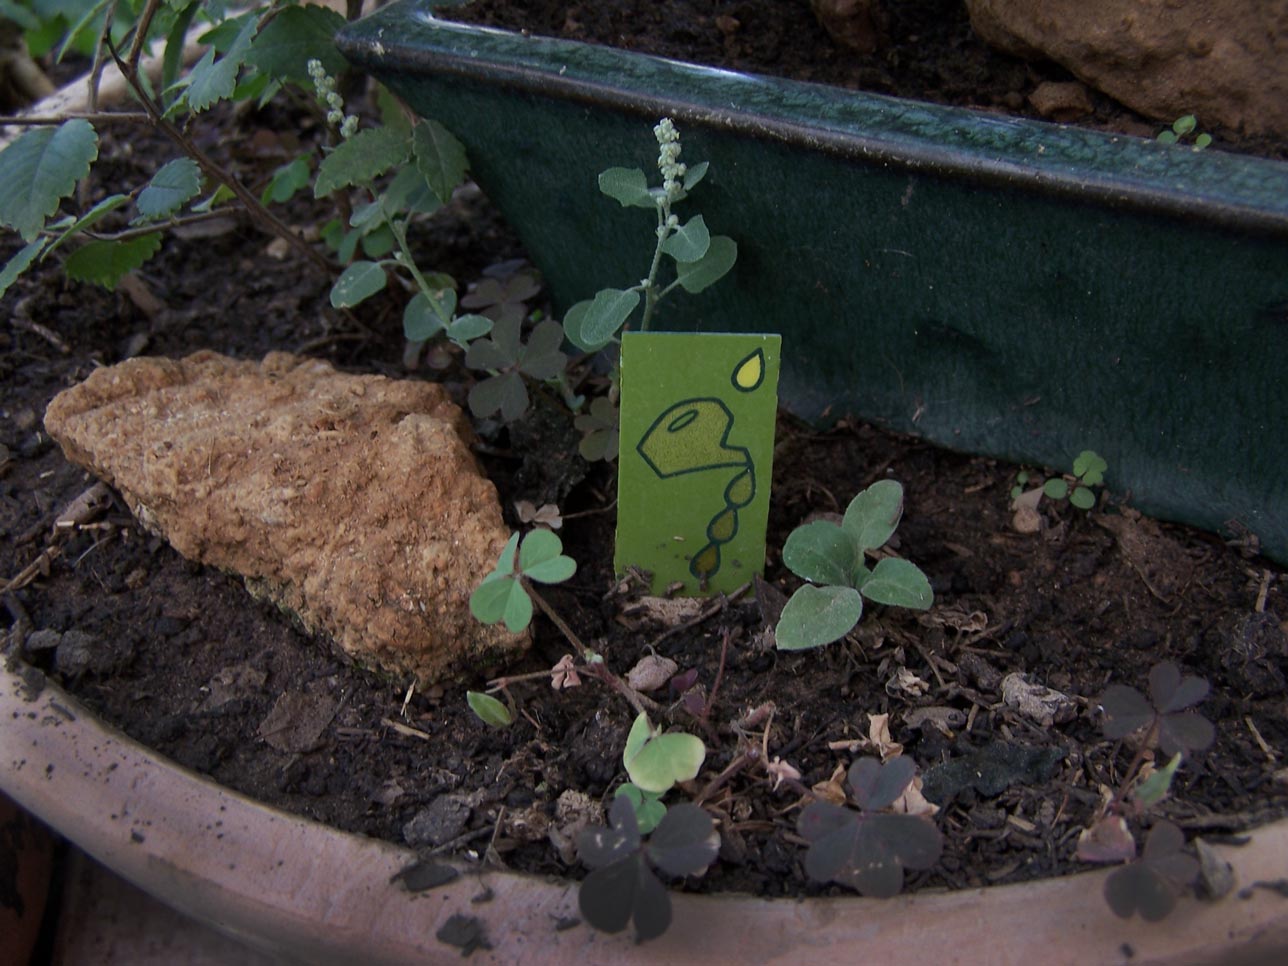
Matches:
[[257, 689, 337, 754], [404, 795, 473, 848], [52, 629, 129, 677], [43, 351, 525, 684], [922, 739, 1065, 805]]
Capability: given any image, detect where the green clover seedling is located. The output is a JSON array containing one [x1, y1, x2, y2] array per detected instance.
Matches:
[[775, 480, 933, 650], [622, 712, 705, 794], [614, 782, 667, 834], [469, 530, 577, 633]]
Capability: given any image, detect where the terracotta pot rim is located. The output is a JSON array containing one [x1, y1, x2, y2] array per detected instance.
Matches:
[[3, 658, 1286, 965]]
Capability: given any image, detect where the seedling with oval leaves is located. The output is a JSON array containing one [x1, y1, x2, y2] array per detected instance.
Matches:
[[775, 480, 933, 650]]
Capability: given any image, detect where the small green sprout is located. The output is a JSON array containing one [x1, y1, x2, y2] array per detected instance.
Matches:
[[1011, 449, 1107, 514], [775, 480, 933, 650], [622, 712, 706, 794], [465, 690, 513, 729], [1157, 114, 1212, 150], [469, 530, 577, 632], [614, 783, 667, 834]]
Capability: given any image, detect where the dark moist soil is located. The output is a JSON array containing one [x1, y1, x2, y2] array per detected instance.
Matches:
[[449, 0, 1288, 161], [3, 1, 1287, 913]]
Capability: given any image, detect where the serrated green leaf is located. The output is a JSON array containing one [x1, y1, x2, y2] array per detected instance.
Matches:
[[859, 557, 933, 610], [329, 260, 386, 308], [64, 233, 162, 290], [782, 520, 857, 587], [597, 167, 655, 208], [775, 584, 864, 650], [842, 479, 904, 552], [315, 126, 410, 197], [577, 288, 640, 347], [465, 691, 513, 728], [0, 237, 49, 299], [184, 16, 256, 113], [675, 234, 736, 293], [134, 158, 202, 223], [622, 713, 705, 794], [412, 120, 468, 205], [244, 4, 347, 83], [661, 214, 710, 263], [0, 120, 99, 241], [44, 193, 128, 256]]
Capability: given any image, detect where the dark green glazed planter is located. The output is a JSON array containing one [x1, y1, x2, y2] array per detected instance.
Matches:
[[338, 0, 1288, 564]]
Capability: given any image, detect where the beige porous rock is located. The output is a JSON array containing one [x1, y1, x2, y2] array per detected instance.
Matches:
[[44, 351, 524, 684], [965, 0, 1288, 139]]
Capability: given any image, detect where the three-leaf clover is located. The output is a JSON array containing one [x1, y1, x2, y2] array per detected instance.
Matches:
[[797, 756, 942, 897], [574, 397, 620, 462], [465, 317, 568, 421], [1099, 661, 1215, 757], [469, 530, 577, 632], [1103, 821, 1200, 921], [577, 795, 719, 942], [775, 480, 933, 650]]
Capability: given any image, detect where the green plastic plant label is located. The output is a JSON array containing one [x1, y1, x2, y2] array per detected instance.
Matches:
[[615, 332, 781, 596]]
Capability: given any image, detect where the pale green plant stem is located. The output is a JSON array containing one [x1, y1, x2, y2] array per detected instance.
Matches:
[[636, 196, 676, 332]]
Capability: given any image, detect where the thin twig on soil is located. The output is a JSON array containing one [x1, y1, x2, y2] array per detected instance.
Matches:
[[647, 580, 751, 649]]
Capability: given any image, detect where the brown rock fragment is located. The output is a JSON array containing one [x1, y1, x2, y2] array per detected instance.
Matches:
[[44, 351, 524, 684], [966, 0, 1288, 139]]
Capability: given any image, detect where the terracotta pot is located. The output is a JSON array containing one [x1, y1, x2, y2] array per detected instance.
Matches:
[[0, 789, 52, 966], [3, 660, 1286, 965], [336, 0, 1288, 566]]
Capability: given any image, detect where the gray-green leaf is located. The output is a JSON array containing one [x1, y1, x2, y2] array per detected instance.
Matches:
[[412, 120, 469, 205], [244, 4, 347, 84], [859, 557, 933, 610], [597, 167, 655, 208], [675, 235, 736, 293], [315, 126, 410, 197], [775, 585, 864, 650], [330, 260, 387, 308], [782, 520, 858, 587], [134, 158, 202, 223], [64, 234, 163, 290], [842, 480, 904, 552], [661, 214, 711, 263], [0, 120, 99, 241], [0, 237, 49, 299], [578, 288, 641, 347]]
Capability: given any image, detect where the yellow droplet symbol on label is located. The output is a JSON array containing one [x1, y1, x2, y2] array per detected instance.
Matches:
[[732, 348, 765, 392], [707, 507, 737, 543]]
